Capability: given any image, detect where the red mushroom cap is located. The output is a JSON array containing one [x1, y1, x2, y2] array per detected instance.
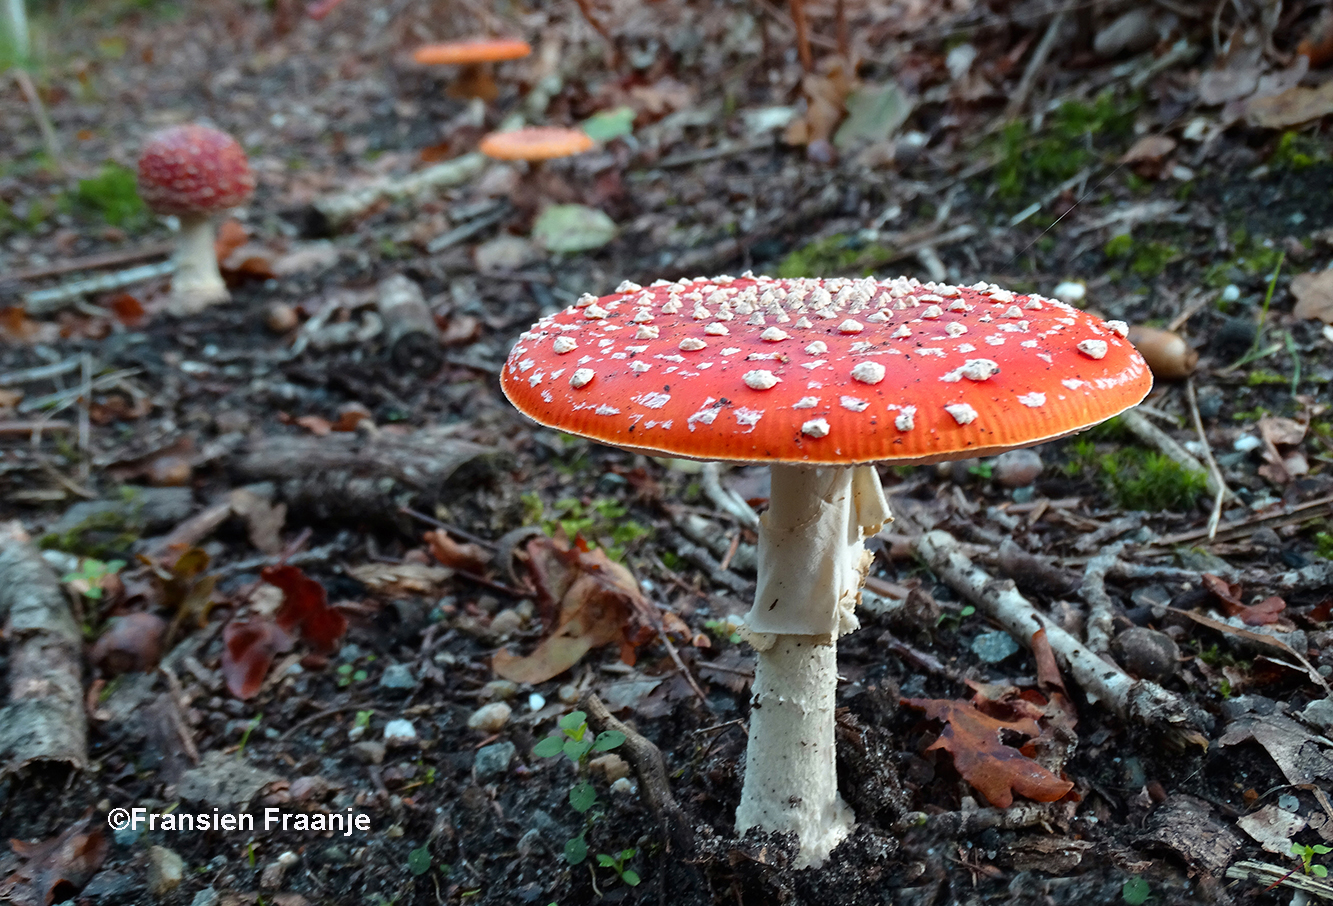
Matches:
[[501, 275, 1152, 465], [137, 125, 255, 217]]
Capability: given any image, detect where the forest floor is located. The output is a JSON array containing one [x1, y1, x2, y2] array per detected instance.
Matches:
[[2, 1, 1333, 904]]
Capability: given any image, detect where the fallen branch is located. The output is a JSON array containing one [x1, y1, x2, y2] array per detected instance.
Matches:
[[1079, 543, 1125, 656], [700, 463, 759, 530], [312, 152, 487, 229], [916, 530, 1210, 744], [0, 522, 88, 777], [579, 692, 694, 853], [23, 261, 177, 314]]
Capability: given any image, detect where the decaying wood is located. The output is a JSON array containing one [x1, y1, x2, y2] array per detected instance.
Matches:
[[580, 692, 695, 853], [663, 530, 753, 595], [0, 522, 88, 776], [1080, 544, 1125, 656], [234, 427, 499, 525], [1226, 860, 1333, 901], [896, 801, 1076, 837], [376, 274, 442, 373], [996, 539, 1080, 598], [916, 530, 1211, 744]]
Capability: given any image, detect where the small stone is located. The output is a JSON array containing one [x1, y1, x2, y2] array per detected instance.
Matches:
[[993, 449, 1043, 488], [557, 684, 580, 704], [190, 888, 220, 906], [971, 630, 1020, 663], [480, 679, 520, 701], [609, 777, 636, 795], [379, 663, 417, 690], [1051, 281, 1086, 304], [350, 741, 386, 764], [468, 701, 512, 733], [588, 753, 630, 783], [474, 741, 517, 781], [147, 846, 184, 899], [265, 302, 299, 333], [488, 608, 524, 639], [1112, 627, 1180, 683], [383, 719, 417, 745]]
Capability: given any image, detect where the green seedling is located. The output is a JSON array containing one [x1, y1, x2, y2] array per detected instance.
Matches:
[[704, 618, 742, 645], [407, 845, 432, 876], [936, 604, 976, 633], [336, 664, 368, 687], [1293, 842, 1331, 878], [533, 711, 627, 865], [62, 557, 126, 600], [596, 848, 642, 887], [1121, 876, 1151, 905], [237, 713, 263, 756]]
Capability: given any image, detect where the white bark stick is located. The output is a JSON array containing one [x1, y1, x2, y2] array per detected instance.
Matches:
[[916, 530, 1210, 741]]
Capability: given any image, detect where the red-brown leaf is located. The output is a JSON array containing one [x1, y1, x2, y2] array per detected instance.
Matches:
[[3, 812, 108, 906], [905, 697, 1075, 808], [263, 565, 348, 654], [221, 619, 293, 699]]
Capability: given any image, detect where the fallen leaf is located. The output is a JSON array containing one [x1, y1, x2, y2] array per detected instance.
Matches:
[[214, 218, 248, 262], [222, 619, 294, 699], [228, 489, 287, 555], [492, 537, 660, 683], [833, 81, 913, 149], [1202, 573, 1287, 625], [424, 529, 490, 572], [1, 811, 108, 906], [1292, 270, 1333, 324], [263, 565, 347, 654], [1259, 416, 1307, 447], [531, 204, 618, 253], [1031, 628, 1077, 725], [1245, 80, 1333, 128], [295, 414, 332, 436], [1219, 713, 1333, 786], [1120, 135, 1177, 178], [347, 562, 453, 597], [104, 292, 146, 327], [1236, 804, 1307, 854], [904, 697, 1075, 807]]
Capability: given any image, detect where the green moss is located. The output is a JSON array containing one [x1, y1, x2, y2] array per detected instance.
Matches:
[[1316, 532, 1333, 560], [776, 233, 899, 278], [990, 90, 1140, 203], [1269, 131, 1330, 171], [1246, 369, 1288, 386], [1103, 232, 1178, 278], [1099, 448, 1207, 511], [71, 163, 148, 228]]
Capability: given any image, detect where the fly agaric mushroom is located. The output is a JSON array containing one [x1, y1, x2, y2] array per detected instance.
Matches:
[[412, 38, 531, 101], [501, 274, 1152, 868], [477, 126, 594, 161], [137, 124, 255, 315]]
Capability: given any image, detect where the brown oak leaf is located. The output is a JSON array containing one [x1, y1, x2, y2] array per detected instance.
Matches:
[[904, 697, 1075, 808]]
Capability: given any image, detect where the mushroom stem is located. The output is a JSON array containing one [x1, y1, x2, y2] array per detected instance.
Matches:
[[736, 463, 890, 868], [169, 212, 229, 314]]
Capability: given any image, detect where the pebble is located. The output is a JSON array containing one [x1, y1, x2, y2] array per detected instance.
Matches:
[[1051, 281, 1086, 304], [383, 719, 417, 745], [265, 302, 299, 333], [557, 684, 580, 704], [190, 889, 220, 906], [350, 741, 386, 764], [147, 846, 184, 899], [379, 663, 417, 690], [610, 777, 636, 796], [479, 679, 519, 701], [1234, 435, 1263, 453], [993, 449, 1043, 488], [489, 608, 525, 638], [528, 692, 546, 711], [1094, 8, 1157, 57], [468, 701, 512, 733], [972, 631, 1020, 663], [1112, 627, 1180, 683], [474, 741, 517, 781]]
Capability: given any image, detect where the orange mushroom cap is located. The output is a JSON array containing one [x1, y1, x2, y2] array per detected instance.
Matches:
[[413, 38, 532, 65], [502, 274, 1153, 465], [478, 127, 595, 161]]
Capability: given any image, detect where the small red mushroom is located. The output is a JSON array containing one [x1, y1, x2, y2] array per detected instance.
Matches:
[[501, 273, 1152, 867], [138, 124, 255, 316]]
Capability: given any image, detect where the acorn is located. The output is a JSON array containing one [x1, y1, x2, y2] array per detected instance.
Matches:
[[1127, 325, 1197, 380]]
